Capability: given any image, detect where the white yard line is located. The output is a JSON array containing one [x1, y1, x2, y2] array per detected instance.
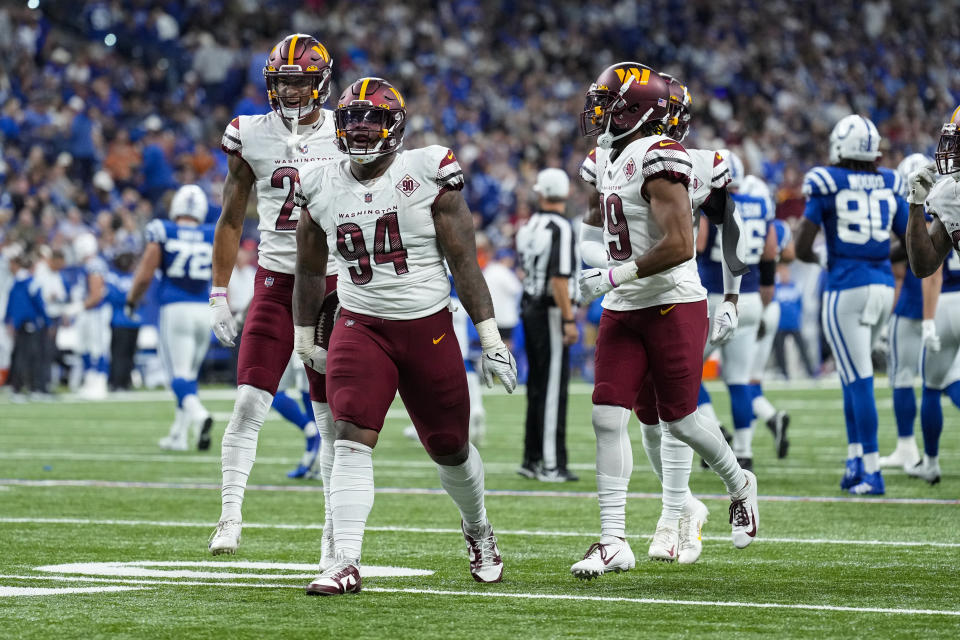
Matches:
[[0, 572, 954, 616], [0, 478, 956, 505], [1, 517, 959, 548]]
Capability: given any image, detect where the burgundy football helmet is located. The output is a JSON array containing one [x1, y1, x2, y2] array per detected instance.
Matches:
[[263, 33, 333, 125], [659, 73, 693, 142], [935, 105, 960, 175], [335, 77, 406, 163], [580, 62, 671, 149]]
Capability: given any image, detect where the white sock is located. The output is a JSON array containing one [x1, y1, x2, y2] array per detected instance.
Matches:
[[752, 394, 776, 423], [660, 426, 693, 522], [168, 408, 186, 439], [665, 410, 746, 498], [593, 405, 632, 538], [896, 436, 915, 449], [698, 402, 719, 425], [732, 426, 754, 458], [330, 440, 375, 563], [436, 443, 487, 532], [847, 443, 863, 459], [312, 401, 336, 534], [220, 385, 273, 522], [639, 421, 663, 483], [863, 452, 879, 474], [926, 454, 939, 468], [182, 393, 208, 422]]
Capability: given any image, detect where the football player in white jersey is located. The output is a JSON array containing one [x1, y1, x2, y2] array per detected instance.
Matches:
[[903, 106, 960, 483], [207, 34, 341, 563], [570, 63, 758, 579], [292, 77, 517, 595], [575, 72, 750, 569]]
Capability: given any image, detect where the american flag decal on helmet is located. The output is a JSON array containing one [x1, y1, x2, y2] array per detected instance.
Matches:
[[658, 98, 668, 107]]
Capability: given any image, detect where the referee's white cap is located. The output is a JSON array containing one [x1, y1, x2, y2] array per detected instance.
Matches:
[[533, 168, 569, 199]]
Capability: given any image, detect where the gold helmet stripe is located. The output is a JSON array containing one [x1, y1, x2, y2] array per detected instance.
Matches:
[[358, 77, 371, 101], [312, 44, 330, 63], [287, 35, 299, 66], [951, 104, 960, 125], [389, 87, 405, 108]]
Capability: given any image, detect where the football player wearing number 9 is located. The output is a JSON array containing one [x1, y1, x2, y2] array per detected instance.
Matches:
[[293, 77, 517, 595], [208, 34, 342, 562], [903, 105, 960, 485], [572, 63, 758, 579], [795, 114, 909, 495], [126, 185, 215, 451]]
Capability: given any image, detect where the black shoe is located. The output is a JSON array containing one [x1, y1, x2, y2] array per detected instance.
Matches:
[[737, 456, 754, 472], [766, 411, 790, 459], [516, 462, 539, 479], [197, 416, 214, 451], [536, 467, 579, 482], [701, 424, 734, 468]]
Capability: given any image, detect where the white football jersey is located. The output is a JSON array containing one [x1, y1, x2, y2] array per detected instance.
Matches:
[[925, 176, 960, 255], [298, 145, 465, 320], [221, 110, 339, 274], [594, 135, 706, 311], [688, 148, 731, 210]]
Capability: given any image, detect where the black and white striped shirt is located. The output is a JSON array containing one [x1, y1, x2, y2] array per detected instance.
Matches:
[[516, 211, 578, 306]]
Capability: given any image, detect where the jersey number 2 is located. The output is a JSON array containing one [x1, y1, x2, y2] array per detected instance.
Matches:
[[601, 193, 632, 261], [337, 213, 409, 285], [272, 167, 300, 231]]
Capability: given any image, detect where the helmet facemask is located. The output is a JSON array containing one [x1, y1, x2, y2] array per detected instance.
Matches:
[[265, 66, 331, 127], [936, 122, 960, 175], [335, 103, 405, 165], [580, 76, 654, 149]]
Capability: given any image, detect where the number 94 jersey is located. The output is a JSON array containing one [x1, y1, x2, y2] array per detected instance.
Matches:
[[803, 165, 908, 291], [298, 145, 464, 320], [221, 110, 340, 274], [144, 219, 216, 305], [592, 135, 706, 311]]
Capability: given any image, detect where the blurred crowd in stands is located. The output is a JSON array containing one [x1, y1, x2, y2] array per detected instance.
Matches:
[[1, 0, 957, 392]]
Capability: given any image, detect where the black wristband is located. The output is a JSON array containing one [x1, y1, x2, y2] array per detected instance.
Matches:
[[759, 259, 776, 286], [562, 318, 576, 324]]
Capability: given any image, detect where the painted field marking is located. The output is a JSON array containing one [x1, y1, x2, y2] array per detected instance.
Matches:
[[0, 585, 145, 597], [2, 517, 958, 548], [34, 561, 431, 580], [0, 573, 955, 616], [1, 478, 956, 505]]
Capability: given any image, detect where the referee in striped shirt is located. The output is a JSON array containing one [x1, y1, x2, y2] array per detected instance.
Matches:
[[515, 168, 579, 482]]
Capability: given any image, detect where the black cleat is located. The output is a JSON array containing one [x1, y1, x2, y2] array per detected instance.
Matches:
[[516, 461, 540, 479], [197, 416, 214, 451], [766, 411, 790, 459], [737, 456, 754, 472]]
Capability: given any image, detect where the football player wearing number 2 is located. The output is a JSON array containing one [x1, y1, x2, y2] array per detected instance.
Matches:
[[572, 63, 759, 580], [795, 114, 910, 495], [207, 34, 341, 563], [293, 77, 517, 595]]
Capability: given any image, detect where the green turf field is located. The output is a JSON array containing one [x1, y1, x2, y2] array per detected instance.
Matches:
[[1, 382, 958, 639]]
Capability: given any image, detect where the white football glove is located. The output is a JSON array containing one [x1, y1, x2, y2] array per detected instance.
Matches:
[[475, 318, 518, 393], [921, 319, 941, 352], [293, 325, 327, 374], [710, 300, 738, 345], [210, 291, 238, 347], [907, 164, 937, 205], [578, 268, 615, 303]]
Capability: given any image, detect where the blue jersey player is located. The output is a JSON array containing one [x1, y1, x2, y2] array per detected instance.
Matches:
[[127, 185, 216, 451], [72, 232, 111, 399], [795, 115, 909, 495], [698, 153, 778, 470]]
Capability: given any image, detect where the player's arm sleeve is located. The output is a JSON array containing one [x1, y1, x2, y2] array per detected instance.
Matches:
[[710, 151, 732, 190], [434, 148, 465, 197], [802, 168, 836, 225], [220, 117, 242, 157], [579, 149, 598, 187], [640, 141, 692, 200], [144, 219, 167, 245]]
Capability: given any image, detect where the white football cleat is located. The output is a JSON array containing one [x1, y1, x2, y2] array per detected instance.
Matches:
[[648, 519, 680, 562], [905, 455, 942, 485], [570, 536, 636, 580], [879, 440, 921, 470], [318, 523, 336, 572], [462, 521, 503, 583], [208, 520, 242, 555], [158, 434, 188, 451], [679, 497, 709, 565], [730, 470, 759, 548], [305, 559, 361, 596]]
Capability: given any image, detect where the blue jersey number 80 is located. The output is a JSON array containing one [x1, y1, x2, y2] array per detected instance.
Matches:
[[835, 188, 897, 245]]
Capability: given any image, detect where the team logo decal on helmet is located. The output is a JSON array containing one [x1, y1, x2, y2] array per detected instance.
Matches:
[[935, 105, 960, 175], [335, 77, 407, 164], [580, 62, 671, 149], [264, 33, 333, 126], [828, 114, 882, 164]]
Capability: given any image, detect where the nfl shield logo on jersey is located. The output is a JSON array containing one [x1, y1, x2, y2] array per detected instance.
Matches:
[[365, 193, 373, 203], [396, 174, 421, 197], [297, 142, 309, 155], [624, 158, 636, 179], [264, 276, 274, 287]]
